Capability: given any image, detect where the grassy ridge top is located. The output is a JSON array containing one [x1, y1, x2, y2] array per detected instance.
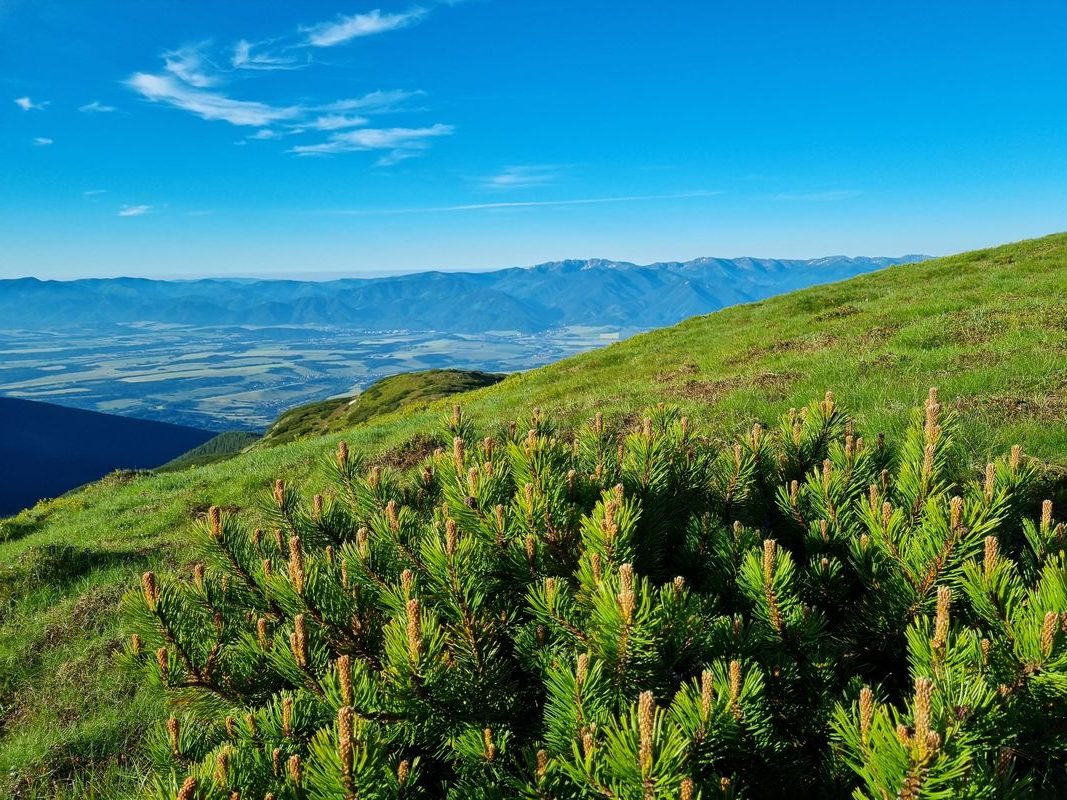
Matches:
[[1, 233, 1065, 798], [259, 368, 505, 447]]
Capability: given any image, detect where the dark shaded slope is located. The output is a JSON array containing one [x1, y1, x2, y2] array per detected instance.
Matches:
[[0, 396, 214, 515]]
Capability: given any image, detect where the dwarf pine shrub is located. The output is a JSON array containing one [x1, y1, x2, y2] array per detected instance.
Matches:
[[124, 390, 1067, 799]]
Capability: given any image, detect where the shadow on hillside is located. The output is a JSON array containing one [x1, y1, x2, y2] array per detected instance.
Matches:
[[0, 544, 147, 618]]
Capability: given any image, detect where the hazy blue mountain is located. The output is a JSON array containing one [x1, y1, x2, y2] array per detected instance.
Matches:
[[0, 396, 214, 516], [0, 255, 927, 333]]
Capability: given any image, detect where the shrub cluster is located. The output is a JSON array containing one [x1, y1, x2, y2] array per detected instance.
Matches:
[[124, 390, 1067, 799]]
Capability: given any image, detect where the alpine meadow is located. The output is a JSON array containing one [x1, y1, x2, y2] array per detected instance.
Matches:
[[4, 2, 1067, 799]]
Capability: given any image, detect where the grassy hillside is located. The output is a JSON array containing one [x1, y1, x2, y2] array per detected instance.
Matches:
[[157, 431, 262, 471], [1, 233, 1065, 798], [258, 368, 505, 446]]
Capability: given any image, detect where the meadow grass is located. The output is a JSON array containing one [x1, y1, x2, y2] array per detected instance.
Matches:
[[0, 233, 1065, 797]]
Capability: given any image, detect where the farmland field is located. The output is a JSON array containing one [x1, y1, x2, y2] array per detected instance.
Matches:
[[0, 323, 629, 429]]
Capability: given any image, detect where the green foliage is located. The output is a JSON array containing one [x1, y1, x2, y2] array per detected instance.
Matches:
[[126, 391, 1067, 798]]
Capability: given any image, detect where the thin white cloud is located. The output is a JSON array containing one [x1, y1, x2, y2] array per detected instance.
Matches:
[[163, 45, 219, 88], [305, 113, 371, 131], [118, 204, 152, 217], [305, 7, 428, 47], [481, 165, 560, 190], [127, 73, 300, 127], [232, 39, 304, 71], [325, 190, 722, 214], [79, 101, 117, 113], [33, 137, 53, 146], [317, 89, 425, 114], [83, 189, 107, 196], [290, 124, 454, 162], [774, 190, 861, 201], [15, 96, 47, 111]]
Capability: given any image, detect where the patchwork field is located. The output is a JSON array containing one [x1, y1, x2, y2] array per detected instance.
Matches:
[[0, 324, 627, 430]]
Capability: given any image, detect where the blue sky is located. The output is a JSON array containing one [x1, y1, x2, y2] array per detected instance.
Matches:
[[3, 1, 1066, 278]]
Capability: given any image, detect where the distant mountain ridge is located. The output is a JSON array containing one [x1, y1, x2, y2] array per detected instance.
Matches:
[[0, 255, 927, 333]]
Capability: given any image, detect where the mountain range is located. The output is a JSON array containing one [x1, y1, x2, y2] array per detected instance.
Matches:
[[0, 255, 927, 333]]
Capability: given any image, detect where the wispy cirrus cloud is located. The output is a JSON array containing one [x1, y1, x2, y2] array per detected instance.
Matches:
[[83, 189, 107, 196], [33, 137, 53, 146], [163, 44, 220, 88], [118, 204, 152, 217], [127, 73, 300, 126], [127, 7, 456, 164], [291, 123, 454, 165], [304, 7, 428, 47], [79, 100, 116, 113], [323, 190, 722, 214], [232, 39, 304, 71], [15, 96, 47, 111], [480, 165, 561, 190]]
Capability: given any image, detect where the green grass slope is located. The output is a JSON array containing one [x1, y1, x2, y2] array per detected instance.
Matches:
[[1, 233, 1066, 798], [258, 368, 505, 447], [157, 431, 261, 471]]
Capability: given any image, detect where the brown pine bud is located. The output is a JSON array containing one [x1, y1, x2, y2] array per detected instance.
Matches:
[[984, 536, 999, 577], [287, 754, 302, 786], [1009, 444, 1022, 473], [729, 660, 742, 719], [984, 463, 996, 500], [914, 676, 934, 760], [273, 479, 285, 507], [272, 747, 282, 776], [576, 653, 589, 686], [176, 776, 197, 800], [337, 440, 348, 467], [337, 655, 353, 707], [167, 716, 181, 756], [638, 691, 655, 772], [536, 749, 548, 779], [192, 563, 205, 591], [288, 536, 305, 594], [214, 746, 230, 786], [130, 634, 142, 656], [156, 647, 169, 682], [1042, 499, 1053, 531], [397, 758, 411, 785], [208, 505, 222, 537], [338, 706, 354, 779], [859, 686, 874, 746], [445, 518, 458, 556], [949, 496, 963, 530], [932, 586, 951, 652], [225, 715, 235, 739], [483, 727, 497, 761], [680, 777, 694, 800], [406, 599, 422, 663], [290, 614, 309, 668], [701, 669, 714, 719], [1041, 610, 1058, 658], [142, 571, 159, 610], [282, 697, 293, 736]]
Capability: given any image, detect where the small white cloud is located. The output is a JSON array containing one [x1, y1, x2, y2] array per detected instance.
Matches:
[[33, 137, 53, 146], [15, 96, 47, 111], [481, 165, 560, 190], [79, 101, 116, 113], [290, 123, 454, 161], [127, 73, 299, 127], [305, 113, 370, 131], [83, 189, 107, 196], [118, 204, 152, 217], [163, 44, 219, 88], [248, 129, 280, 140], [305, 7, 428, 47]]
